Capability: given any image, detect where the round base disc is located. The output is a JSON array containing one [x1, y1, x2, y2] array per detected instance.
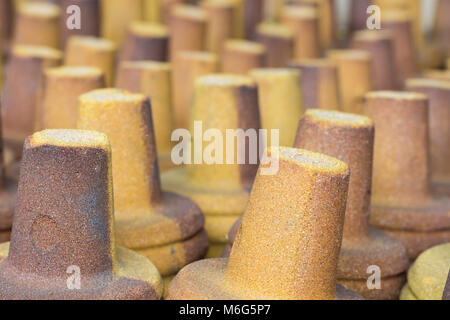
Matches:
[[167, 258, 363, 300], [135, 229, 209, 277]]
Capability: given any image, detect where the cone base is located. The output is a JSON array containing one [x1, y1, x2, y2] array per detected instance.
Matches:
[[0, 244, 163, 300], [0, 178, 17, 231], [338, 227, 409, 279], [135, 229, 209, 277], [167, 258, 363, 300], [370, 197, 450, 232], [115, 191, 204, 249], [338, 273, 406, 300], [382, 228, 450, 260], [162, 168, 250, 216]]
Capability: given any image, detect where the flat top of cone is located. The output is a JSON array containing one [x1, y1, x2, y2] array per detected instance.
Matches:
[[382, 9, 412, 22], [12, 45, 62, 59], [196, 74, 254, 88], [69, 36, 117, 51], [79, 88, 146, 104], [203, 0, 235, 8], [30, 129, 109, 150], [365, 91, 427, 101], [172, 4, 207, 21], [129, 21, 168, 37], [176, 50, 218, 62], [225, 40, 265, 54], [46, 66, 103, 78], [282, 5, 318, 19], [406, 78, 450, 90], [289, 58, 335, 68], [353, 30, 393, 42], [272, 146, 349, 175], [257, 23, 293, 38], [304, 109, 373, 128], [120, 60, 171, 72], [19, 2, 60, 17], [250, 68, 300, 80], [328, 49, 371, 61]]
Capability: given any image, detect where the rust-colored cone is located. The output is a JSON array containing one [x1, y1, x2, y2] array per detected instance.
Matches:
[[434, 0, 450, 50], [65, 36, 117, 86], [0, 129, 163, 299], [405, 79, 450, 197], [2, 45, 62, 155], [288, 59, 340, 111], [77, 89, 207, 283], [60, 0, 100, 48], [349, 0, 372, 32], [243, 0, 264, 40], [222, 40, 266, 74], [0, 0, 13, 50], [168, 146, 362, 300], [162, 74, 260, 257], [352, 30, 398, 90], [256, 22, 293, 67], [38, 66, 105, 130], [115, 61, 175, 171], [121, 22, 169, 62], [13, 2, 61, 49], [294, 109, 409, 299], [364, 91, 450, 260]]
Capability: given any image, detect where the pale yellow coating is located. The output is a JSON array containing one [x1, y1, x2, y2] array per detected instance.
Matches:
[[12, 45, 62, 60], [101, 0, 143, 45], [172, 4, 208, 21], [143, 0, 161, 23], [173, 51, 219, 129], [249, 68, 303, 147], [365, 90, 426, 101], [18, 2, 60, 17], [406, 78, 450, 90], [328, 49, 372, 114], [407, 243, 450, 300], [30, 129, 110, 150], [39, 66, 105, 130], [129, 21, 168, 37], [353, 30, 393, 42], [399, 284, 419, 300], [65, 36, 117, 86], [304, 109, 373, 128], [223, 146, 349, 299], [118, 61, 174, 166]]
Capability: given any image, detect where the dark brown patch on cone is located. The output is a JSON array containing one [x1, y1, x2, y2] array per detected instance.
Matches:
[[443, 271, 450, 300], [243, 0, 264, 40], [349, 0, 372, 32], [121, 30, 168, 62], [60, 0, 100, 47], [257, 31, 293, 67], [0, 0, 13, 45]]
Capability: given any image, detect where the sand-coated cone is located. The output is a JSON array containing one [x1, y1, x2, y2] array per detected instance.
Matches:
[[60, 0, 100, 48], [162, 74, 260, 258], [0, 129, 163, 299], [381, 10, 418, 86], [399, 243, 450, 300], [100, 0, 143, 46], [256, 23, 293, 67], [281, 5, 320, 60], [169, 4, 207, 60], [202, 0, 234, 55], [327, 49, 372, 114], [222, 40, 266, 75], [249, 68, 303, 147], [288, 59, 340, 111], [294, 109, 409, 299], [173, 51, 218, 129], [77, 89, 208, 283], [115, 61, 175, 171], [2, 45, 62, 155], [121, 22, 169, 62], [13, 1, 61, 49], [364, 91, 450, 260], [37, 66, 105, 130], [243, 0, 264, 40], [352, 30, 398, 90], [65, 36, 117, 86], [405, 79, 450, 197], [0, 0, 13, 50], [168, 146, 362, 300]]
